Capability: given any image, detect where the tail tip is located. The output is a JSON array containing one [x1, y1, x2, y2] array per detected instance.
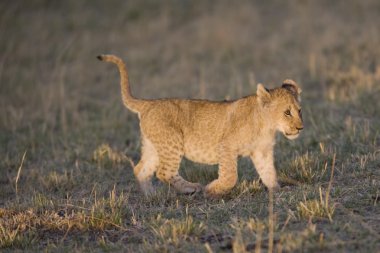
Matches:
[[97, 55, 104, 61]]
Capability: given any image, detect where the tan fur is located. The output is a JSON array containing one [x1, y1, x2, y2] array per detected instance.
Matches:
[[98, 54, 304, 198]]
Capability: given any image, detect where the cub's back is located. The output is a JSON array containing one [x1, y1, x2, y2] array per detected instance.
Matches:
[[139, 98, 232, 131]]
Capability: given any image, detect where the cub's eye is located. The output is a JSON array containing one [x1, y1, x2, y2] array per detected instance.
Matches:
[[284, 109, 291, 116]]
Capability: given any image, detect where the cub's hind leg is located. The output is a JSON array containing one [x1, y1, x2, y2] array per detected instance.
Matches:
[[156, 156, 203, 194], [134, 137, 159, 196], [153, 130, 203, 194], [205, 145, 238, 198]]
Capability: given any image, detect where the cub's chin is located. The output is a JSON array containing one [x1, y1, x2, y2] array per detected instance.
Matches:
[[283, 132, 300, 140], [285, 134, 299, 140]]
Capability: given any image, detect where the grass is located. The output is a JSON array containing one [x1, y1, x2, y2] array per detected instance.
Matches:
[[1, 0, 380, 252], [149, 211, 206, 248], [297, 197, 335, 222]]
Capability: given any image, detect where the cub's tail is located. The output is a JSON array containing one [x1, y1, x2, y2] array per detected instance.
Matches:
[[97, 54, 143, 113]]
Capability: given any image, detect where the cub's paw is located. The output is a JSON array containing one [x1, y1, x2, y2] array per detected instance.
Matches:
[[204, 191, 223, 199], [271, 182, 280, 191], [140, 182, 156, 196], [261, 179, 280, 191], [265, 181, 280, 192], [204, 183, 228, 199], [181, 183, 204, 195]]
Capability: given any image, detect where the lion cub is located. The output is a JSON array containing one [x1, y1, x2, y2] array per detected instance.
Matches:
[[98, 54, 303, 197]]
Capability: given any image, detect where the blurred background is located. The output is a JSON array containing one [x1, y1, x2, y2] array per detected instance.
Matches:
[[2, 0, 380, 130]]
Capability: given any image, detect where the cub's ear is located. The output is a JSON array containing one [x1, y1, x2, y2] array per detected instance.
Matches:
[[282, 79, 302, 95], [282, 79, 302, 101], [257, 83, 271, 105]]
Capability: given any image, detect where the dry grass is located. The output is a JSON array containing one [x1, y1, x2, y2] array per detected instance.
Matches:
[[1, 0, 380, 252], [149, 212, 206, 248]]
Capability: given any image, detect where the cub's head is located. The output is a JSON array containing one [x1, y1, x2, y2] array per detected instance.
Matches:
[[257, 79, 304, 140]]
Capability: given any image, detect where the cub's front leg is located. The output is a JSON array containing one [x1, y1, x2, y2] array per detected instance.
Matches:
[[250, 148, 280, 190]]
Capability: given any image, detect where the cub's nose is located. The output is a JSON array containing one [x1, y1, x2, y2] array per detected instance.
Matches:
[[296, 126, 304, 131]]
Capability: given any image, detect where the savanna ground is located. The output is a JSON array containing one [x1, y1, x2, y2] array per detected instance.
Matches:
[[1, 0, 379, 252]]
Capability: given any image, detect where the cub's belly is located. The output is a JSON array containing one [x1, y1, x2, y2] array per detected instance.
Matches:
[[184, 144, 218, 165]]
